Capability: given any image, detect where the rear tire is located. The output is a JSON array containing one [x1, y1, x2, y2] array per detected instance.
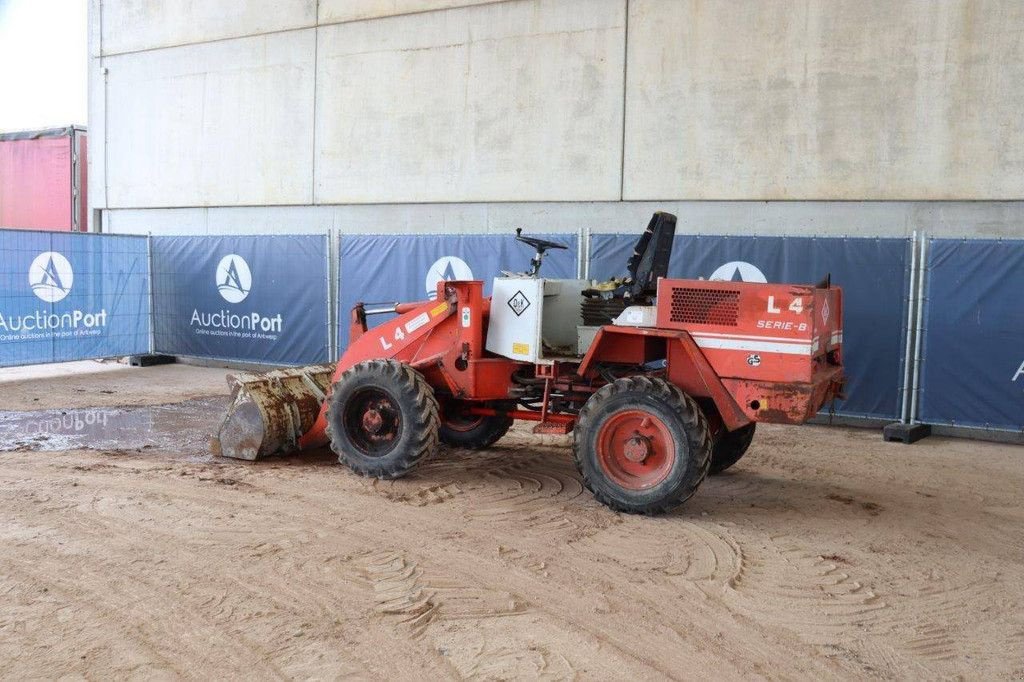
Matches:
[[573, 377, 712, 515], [709, 423, 756, 475], [325, 359, 439, 479], [439, 402, 513, 449]]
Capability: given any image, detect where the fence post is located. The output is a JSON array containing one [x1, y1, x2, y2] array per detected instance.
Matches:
[[147, 232, 155, 354], [326, 230, 336, 361], [908, 235, 928, 424], [899, 231, 918, 423], [577, 225, 588, 280]]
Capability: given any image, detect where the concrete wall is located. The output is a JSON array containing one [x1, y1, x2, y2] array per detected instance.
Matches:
[[104, 30, 315, 207], [89, 0, 1024, 236], [318, 0, 495, 25], [99, 0, 316, 55], [104, 200, 1024, 239], [624, 0, 1024, 201], [314, 0, 624, 203]]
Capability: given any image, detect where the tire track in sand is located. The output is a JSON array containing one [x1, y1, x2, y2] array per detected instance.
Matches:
[[715, 532, 932, 675], [456, 640, 575, 680], [371, 479, 464, 507], [356, 549, 573, 679], [464, 453, 586, 535], [865, 576, 1024, 668], [568, 519, 743, 585], [358, 550, 528, 640], [722, 533, 886, 639]]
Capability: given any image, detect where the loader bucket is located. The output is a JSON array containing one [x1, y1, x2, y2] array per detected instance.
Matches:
[[212, 364, 335, 460]]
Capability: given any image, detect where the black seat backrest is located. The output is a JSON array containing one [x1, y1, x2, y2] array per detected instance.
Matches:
[[626, 212, 677, 299]]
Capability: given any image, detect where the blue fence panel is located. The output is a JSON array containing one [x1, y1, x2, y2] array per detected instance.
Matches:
[[590, 234, 911, 420], [339, 233, 578, 349], [0, 229, 150, 367], [152, 234, 329, 365], [918, 239, 1024, 431]]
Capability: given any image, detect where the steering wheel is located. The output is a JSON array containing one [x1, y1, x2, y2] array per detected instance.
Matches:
[[515, 228, 568, 252]]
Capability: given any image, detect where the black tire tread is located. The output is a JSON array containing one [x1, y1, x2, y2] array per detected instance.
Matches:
[[439, 413, 513, 449], [573, 376, 712, 515], [325, 359, 439, 479]]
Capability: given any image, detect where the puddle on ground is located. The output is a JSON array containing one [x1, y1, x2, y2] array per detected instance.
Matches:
[[0, 397, 228, 457]]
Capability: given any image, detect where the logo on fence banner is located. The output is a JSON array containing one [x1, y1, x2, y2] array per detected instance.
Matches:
[[709, 261, 767, 283], [0, 251, 107, 341], [1013, 359, 1024, 385], [216, 255, 252, 303], [29, 252, 74, 303], [189, 254, 282, 341], [425, 256, 473, 300]]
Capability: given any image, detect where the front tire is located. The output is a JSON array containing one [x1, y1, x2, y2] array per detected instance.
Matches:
[[326, 360, 439, 479], [573, 377, 712, 515]]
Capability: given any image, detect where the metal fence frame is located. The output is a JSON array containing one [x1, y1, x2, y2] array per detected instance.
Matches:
[[3, 225, 1021, 442], [147, 233, 332, 367], [0, 227, 151, 368], [909, 236, 1024, 442]]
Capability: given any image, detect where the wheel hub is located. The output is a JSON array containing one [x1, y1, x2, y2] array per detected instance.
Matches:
[[343, 389, 402, 455], [595, 409, 677, 490], [362, 408, 384, 434], [623, 434, 651, 462]]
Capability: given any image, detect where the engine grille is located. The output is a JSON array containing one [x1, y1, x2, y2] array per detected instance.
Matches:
[[670, 287, 740, 326]]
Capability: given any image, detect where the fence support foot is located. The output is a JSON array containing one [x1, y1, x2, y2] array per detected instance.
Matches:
[[883, 422, 931, 444], [129, 354, 176, 367]]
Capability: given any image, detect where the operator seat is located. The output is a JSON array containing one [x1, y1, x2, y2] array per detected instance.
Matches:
[[581, 212, 677, 325]]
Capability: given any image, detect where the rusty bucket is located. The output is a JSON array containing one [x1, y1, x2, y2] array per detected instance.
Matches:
[[212, 364, 335, 460]]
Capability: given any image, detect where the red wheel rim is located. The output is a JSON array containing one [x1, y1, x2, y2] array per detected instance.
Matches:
[[596, 409, 676, 490]]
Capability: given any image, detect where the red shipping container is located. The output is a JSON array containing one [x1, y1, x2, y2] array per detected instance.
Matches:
[[0, 126, 88, 231]]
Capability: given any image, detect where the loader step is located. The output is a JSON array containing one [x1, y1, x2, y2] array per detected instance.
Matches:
[[533, 421, 573, 435]]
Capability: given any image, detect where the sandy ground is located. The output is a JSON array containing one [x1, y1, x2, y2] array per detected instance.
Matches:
[[1, 365, 1023, 679], [0, 360, 230, 410]]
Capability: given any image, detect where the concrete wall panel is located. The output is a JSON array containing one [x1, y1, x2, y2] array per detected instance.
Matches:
[[105, 208, 208, 234], [104, 30, 315, 209], [102, 200, 1024, 239], [101, 0, 316, 55], [318, 0, 495, 25], [88, 0, 102, 56], [88, 0, 105, 221], [624, 0, 1024, 200], [314, 0, 626, 204], [87, 57, 107, 213]]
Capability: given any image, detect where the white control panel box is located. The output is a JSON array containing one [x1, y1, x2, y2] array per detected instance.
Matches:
[[486, 277, 587, 364]]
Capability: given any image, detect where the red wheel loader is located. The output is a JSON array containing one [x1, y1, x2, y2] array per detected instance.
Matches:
[[214, 213, 844, 514]]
